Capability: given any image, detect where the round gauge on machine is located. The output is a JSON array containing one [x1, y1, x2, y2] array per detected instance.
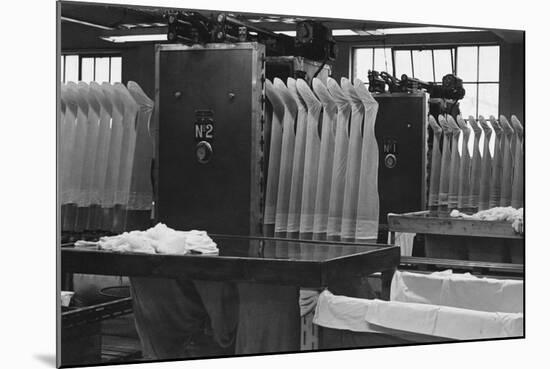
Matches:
[[384, 153, 397, 169], [195, 141, 213, 164]]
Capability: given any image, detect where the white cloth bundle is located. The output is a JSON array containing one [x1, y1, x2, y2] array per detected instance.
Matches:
[[97, 223, 218, 255]]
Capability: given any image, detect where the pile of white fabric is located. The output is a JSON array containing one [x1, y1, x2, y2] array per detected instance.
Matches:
[[78, 223, 219, 255], [450, 206, 523, 233]]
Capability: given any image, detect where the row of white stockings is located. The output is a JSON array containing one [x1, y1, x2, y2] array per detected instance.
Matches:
[[427, 114, 523, 215], [263, 77, 380, 242], [60, 81, 154, 234]]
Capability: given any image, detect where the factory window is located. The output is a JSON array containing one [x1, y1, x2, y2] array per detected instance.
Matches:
[[352, 45, 500, 119], [457, 45, 500, 120], [352, 47, 393, 87], [392, 48, 455, 82], [60, 54, 122, 83]]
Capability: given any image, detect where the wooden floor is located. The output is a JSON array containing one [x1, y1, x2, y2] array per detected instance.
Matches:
[[99, 315, 143, 364], [101, 335, 142, 363]]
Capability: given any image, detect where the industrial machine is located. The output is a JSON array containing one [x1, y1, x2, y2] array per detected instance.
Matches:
[[154, 15, 428, 242], [155, 43, 266, 235], [374, 92, 428, 240], [368, 70, 465, 117], [165, 11, 336, 63]]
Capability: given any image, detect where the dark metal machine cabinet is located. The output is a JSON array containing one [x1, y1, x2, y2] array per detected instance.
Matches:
[[155, 43, 266, 236], [374, 92, 428, 237]]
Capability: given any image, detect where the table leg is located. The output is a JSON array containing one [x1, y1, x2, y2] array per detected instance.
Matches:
[[235, 282, 300, 354], [380, 269, 395, 301]]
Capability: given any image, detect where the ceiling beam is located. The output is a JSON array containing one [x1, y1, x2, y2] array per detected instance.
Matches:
[[61, 16, 115, 30]]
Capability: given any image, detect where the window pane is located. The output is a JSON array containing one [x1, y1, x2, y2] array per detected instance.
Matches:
[[81, 57, 95, 83], [478, 83, 499, 118], [65, 55, 79, 82], [433, 49, 453, 82], [394, 50, 412, 78], [478, 46, 500, 82], [412, 50, 434, 82], [460, 84, 477, 118], [60, 55, 65, 82], [457, 46, 478, 82], [95, 57, 110, 83], [110, 57, 122, 83], [374, 48, 393, 74], [353, 48, 373, 80]]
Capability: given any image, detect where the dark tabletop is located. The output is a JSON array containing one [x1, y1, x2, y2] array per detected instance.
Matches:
[[61, 235, 400, 287]]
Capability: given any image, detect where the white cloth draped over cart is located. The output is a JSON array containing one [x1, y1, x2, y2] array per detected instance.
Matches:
[[390, 270, 523, 313], [296, 79, 323, 236], [313, 270, 524, 341], [312, 78, 337, 239], [326, 78, 351, 239], [354, 79, 380, 240]]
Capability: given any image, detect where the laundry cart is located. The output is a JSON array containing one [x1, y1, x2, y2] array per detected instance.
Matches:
[[312, 269, 523, 348]]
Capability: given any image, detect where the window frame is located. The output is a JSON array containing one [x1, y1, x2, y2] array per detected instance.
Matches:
[[350, 43, 500, 119], [60, 52, 122, 83]]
